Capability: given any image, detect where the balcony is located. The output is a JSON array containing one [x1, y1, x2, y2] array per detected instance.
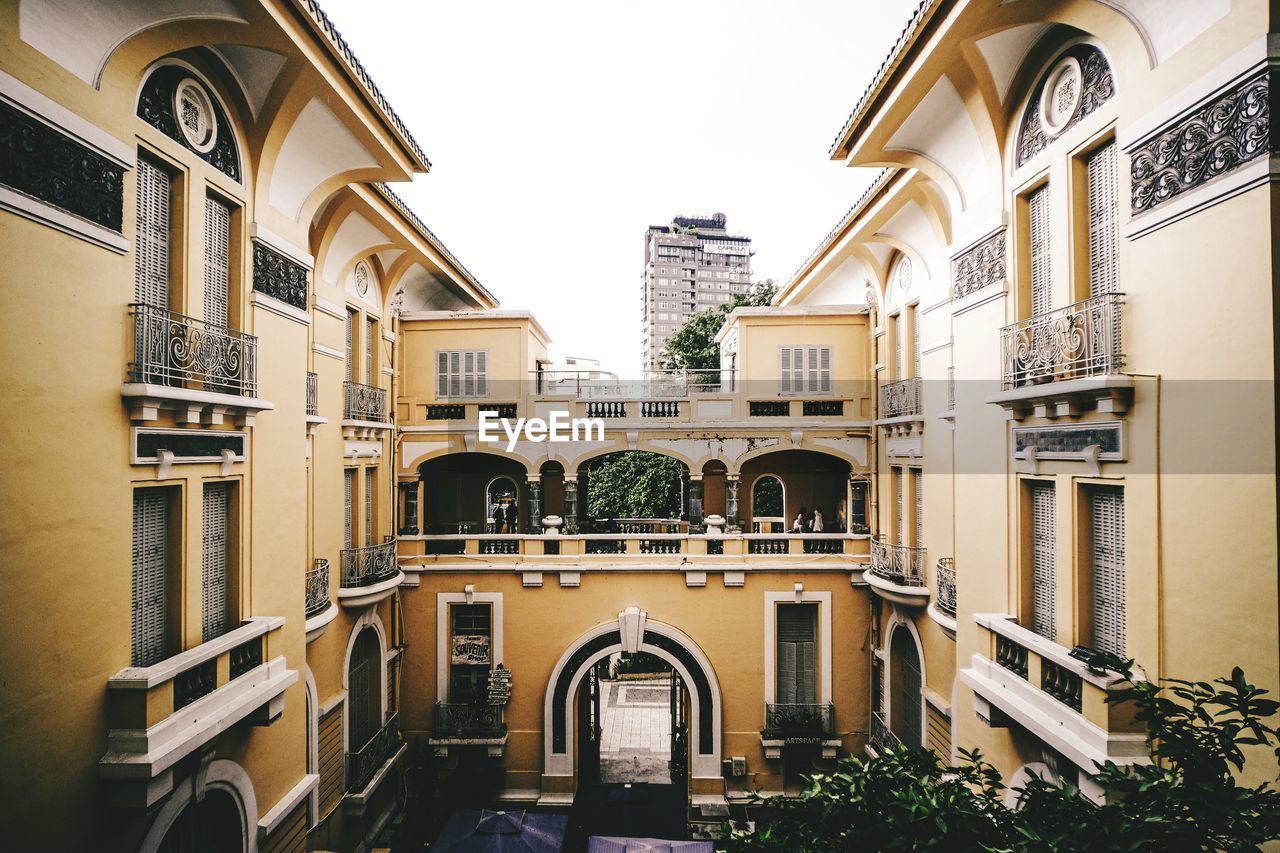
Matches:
[[99, 617, 295, 808], [867, 709, 902, 757], [123, 303, 273, 425], [989, 293, 1132, 420], [865, 537, 929, 607], [401, 533, 867, 563], [927, 557, 957, 638], [877, 377, 922, 434], [342, 380, 388, 436], [761, 703, 840, 759], [429, 702, 509, 757], [959, 614, 1147, 780], [345, 713, 404, 799], [338, 538, 402, 608], [305, 558, 337, 642]]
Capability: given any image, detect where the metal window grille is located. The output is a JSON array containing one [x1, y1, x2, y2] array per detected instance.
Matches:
[[365, 318, 375, 384], [134, 158, 170, 308], [1030, 482, 1057, 641], [1029, 184, 1052, 316], [348, 655, 371, 749], [893, 627, 923, 749], [912, 469, 923, 548], [1090, 488, 1126, 656], [364, 467, 374, 546], [436, 350, 489, 398], [203, 197, 230, 328], [132, 489, 168, 667], [344, 469, 355, 550], [777, 604, 817, 706], [201, 482, 230, 641], [1087, 142, 1119, 297]]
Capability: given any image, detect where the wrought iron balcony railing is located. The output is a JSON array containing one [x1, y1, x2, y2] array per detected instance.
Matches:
[[935, 557, 956, 615], [762, 703, 835, 739], [879, 377, 921, 418], [871, 536, 926, 585], [346, 713, 400, 793], [870, 710, 902, 754], [306, 371, 318, 416], [305, 558, 330, 618], [343, 380, 387, 422], [340, 537, 398, 588], [130, 303, 257, 396], [433, 702, 506, 738], [1000, 293, 1123, 390]]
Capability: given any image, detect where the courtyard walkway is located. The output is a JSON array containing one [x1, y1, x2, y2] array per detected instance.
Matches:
[[599, 677, 672, 784]]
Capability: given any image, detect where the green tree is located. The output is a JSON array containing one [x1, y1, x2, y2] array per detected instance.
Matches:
[[725, 665, 1280, 852], [660, 279, 777, 372], [585, 452, 683, 520]]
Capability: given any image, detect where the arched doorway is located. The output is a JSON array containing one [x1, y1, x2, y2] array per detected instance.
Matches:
[[750, 474, 785, 532], [158, 789, 243, 853], [543, 614, 722, 788], [485, 475, 519, 533], [889, 625, 923, 749]]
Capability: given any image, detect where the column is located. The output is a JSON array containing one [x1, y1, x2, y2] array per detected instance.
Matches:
[[399, 481, 419, 535], [525, 475, 543, 534], [725, 475, 740, 532], [564, 476, 578, 535], [688, 475, 704, 533]]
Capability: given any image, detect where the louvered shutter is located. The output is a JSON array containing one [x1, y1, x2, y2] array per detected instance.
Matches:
[[437, 352, 449, 398], [345, 311, 354, 381], [365, 318, 375, 384], [203, 197, 230, 328], [201, 483, 229, 641], [344, 469, 355, 550], [463, 351, 476, 396], [1091, 488, 1125, 656], [818, 347, 831, 393], [134, 158, 170, 308], [1029, 185, 1052, 316], [894, 315, 903, 379], [912, 469, 923, 548], [777, 604, 817, 706], [364, 467, 374, 546], [132, 489, 168, 667], [912, 308, 921, 378], [448, 352, 462, 397], [1087, 142, 1119, 297], [1030, 482, 1057, 641], [779, 348, 792, 394], [895, 468, 904, 544], [806, 346, 819, 393], [476, 351, 488, 397]]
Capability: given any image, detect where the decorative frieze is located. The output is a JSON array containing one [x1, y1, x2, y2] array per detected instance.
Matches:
[[253, 241, 309, 311], [1013, 423, 1123, 459], [136, 66, 240, 181], [0, 99, 124, 231], [1017, 45, 1114, 168], [1130, 70, 1271, 214], [952, 229, 1006, 300]]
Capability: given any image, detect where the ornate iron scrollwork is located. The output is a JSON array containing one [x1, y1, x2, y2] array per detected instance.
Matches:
[[952, 229, 1006, 300], [137, 66, 240, 181], [252, 241, 309, 311], [1016, 45, 1114, 168]]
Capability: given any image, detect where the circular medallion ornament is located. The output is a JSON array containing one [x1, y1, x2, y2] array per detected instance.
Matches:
[[173, 78, 217, 154], [1039, 56, 1082, 136], [895, 257, 913, 292], [354, 260, 372, 297]]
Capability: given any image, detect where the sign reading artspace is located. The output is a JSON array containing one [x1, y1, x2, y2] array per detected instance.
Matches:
[[451, 634, 490, 665]]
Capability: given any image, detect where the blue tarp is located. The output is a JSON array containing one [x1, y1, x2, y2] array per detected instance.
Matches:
[[434, 809, 568, 852]]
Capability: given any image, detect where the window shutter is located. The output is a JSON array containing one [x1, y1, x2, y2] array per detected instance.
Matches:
[[201, 482, 229, 642], [476, 351, 488, 397], [345, 311, 354, 380], [912, 469, 923, 548], [1029, 185, 1052, 316], [448, 351, 462, 397], [806, 346, 818, 393], [463, 351, 476, 397], [778, 347, 792, 394], [796, 641, 817, 705], [1030, 482, 1057, 641], [819, 347, 831, 393], [894, 315, 903, 380], [436, 352, 449, 398], [344, 469, 355, 550], [134, 158, 171, 308], [912, 308, 921, 378], [1091, 488, 1125, 655], [1087, 142, 1119, 297], [364, 467, 375, 546], [777, 604, 817, 706], [203, 197, 230, 328], [895, 468, 904, 544], [777, 643, 797, 704], [132, 489, 168, 667], [365, 318, 375, 384]]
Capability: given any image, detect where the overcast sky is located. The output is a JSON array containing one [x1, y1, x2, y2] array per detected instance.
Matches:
[[322, 0, 916, 372]]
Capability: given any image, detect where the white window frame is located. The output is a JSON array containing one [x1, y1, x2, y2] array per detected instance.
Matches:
[[435, 591, 504, 699], [763, 590, 832, 706]]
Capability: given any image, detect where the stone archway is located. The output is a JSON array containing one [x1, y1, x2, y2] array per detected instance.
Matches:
[[542, 609, 722, 785]]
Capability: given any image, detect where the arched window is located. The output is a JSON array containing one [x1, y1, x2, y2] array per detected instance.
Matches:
[[890, 626, 922, 749], [347, 627, 383, 749], [751, 475, 784, 532], [157, 789, 243, 853], [1015, 45, 1114, 168]]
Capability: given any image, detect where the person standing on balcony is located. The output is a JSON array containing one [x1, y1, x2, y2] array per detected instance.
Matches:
[[812, 508, 825, 533], [792, 509, 807, 533]]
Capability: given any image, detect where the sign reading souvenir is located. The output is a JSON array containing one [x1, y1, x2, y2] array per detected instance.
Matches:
[[451, 634, 490, 665], [487, 664, 513, 705]]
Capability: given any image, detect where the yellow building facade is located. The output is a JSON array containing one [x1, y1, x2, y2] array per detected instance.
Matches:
[[779, 0, 1278, 799]]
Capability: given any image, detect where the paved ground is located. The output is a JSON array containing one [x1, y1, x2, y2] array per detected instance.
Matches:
[[599, 678, 672, 784]]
